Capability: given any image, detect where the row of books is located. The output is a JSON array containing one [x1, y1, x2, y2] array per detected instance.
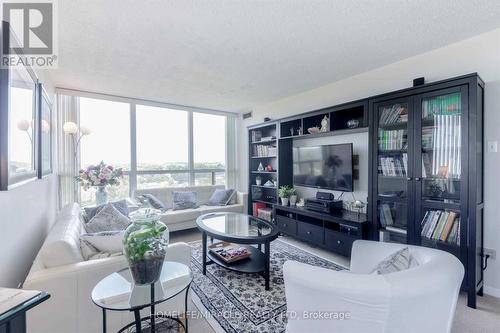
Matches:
[[252, 144, 277, 157], [379, 154, 408, 177], [421, 210, 460, 245], [378, 129, 407, 150], [379, 104, 408, 125], [379, 203, 396, 227], [422, 93, 461, 119], [251, 130, 262, 142]]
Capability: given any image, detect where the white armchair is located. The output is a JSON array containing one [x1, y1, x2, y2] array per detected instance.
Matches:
[[283, 240, 464, 333]]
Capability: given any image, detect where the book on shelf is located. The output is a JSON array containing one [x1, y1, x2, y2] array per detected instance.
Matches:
[[420, 210, 460, 245], [379, 153, 407, 176], [379, 104, 408, 125], [379, 203, 394, 227], [422, 93, 461, 119], [252, 144, 277, 157], [385, 225, 407, 235], [251, 131, 262, 142], [378, 129, 407, 150]]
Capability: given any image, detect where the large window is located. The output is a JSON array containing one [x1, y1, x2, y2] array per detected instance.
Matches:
[[76, 95, 230, 206], [79, 97, 131, 206], [193, 113, 226, 185]]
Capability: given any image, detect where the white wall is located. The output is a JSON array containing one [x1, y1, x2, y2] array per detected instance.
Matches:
[[240, 28, 500, 295], [0, 70, 58, 288]]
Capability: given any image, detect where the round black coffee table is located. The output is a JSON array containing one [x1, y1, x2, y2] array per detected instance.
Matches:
[[196, 212, 279, 290]]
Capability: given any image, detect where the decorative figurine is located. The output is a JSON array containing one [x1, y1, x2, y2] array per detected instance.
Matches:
[[347, 119, 360, 129], [296, 198, 305, 207], [290, 127, 294, 136], [265, 164, 273, 172], [308, 126, 320, 134], [298, 126, 303, 135], [320, 115, 329, 132], [257, 162, 264, 171]]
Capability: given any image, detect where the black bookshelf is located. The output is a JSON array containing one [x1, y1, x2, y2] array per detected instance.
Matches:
[[247, 73, 484, 309], [369, 73, 484, 308]]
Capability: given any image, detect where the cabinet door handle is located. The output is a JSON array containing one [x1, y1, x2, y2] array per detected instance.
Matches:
[[283, 224, 287, 227], [415, 177, 421, 181], [407, 177, 412, 181], [306, 231, 311, 235], [337, 240, 342, 244]]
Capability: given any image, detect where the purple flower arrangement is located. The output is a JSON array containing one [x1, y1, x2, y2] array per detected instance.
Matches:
[[76, 161, 124, 190]]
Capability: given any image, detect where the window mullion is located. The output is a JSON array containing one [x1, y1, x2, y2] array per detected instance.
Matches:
[[188, 111, 194, 185], [129, 103, 137, 196]]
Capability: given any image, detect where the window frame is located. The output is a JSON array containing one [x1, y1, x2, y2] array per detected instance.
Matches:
[[62, 89, 233, 198], [0, 21, 40, 190]]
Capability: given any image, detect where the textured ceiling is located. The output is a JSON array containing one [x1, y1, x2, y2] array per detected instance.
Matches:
[[47, 0, 500, 112]]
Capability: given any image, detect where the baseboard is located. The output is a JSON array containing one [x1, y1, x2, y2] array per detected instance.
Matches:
[[483, 285, 500, 298]]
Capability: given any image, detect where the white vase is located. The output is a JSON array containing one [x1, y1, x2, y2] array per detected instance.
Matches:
[[289, 195, 297, 206], [281, 197, 289, 206], [256, 179, 262, 186]]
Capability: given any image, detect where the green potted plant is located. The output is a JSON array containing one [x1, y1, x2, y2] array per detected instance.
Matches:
[[289, 187, 298, 206], [255, 175, 262, 186], [279, 185, 293, 206], [123, 209, 169, 285]]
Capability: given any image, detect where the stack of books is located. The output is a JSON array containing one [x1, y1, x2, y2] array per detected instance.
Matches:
[[379, 154, 408, 176], [420, 210, 460, 245], [379, 104, 408, 125], [378, 129, 407, 150], [252, 144, 276, 157]]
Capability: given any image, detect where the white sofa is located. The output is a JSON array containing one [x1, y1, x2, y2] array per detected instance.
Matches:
[[23, 203, 192, 333], [134, 185, 247, 231], [283, 240, 465, 333]]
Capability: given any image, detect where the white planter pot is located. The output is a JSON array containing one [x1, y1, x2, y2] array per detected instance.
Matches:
[[281, 197, 289, 206], [256, 179, 262, 186], [289, 195, 297, 206]]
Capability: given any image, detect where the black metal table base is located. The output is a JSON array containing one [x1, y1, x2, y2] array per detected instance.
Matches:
[[101, 283, 190, 333], [202, 232, 272, 290], [118, 316, 184, 333]]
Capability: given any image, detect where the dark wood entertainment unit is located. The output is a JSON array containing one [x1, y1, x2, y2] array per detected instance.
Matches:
[[273, 204, 368, 256], [248, 73, 484, 308]]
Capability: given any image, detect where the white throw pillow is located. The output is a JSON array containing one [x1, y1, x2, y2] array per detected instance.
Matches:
[[85, 203, 131, 233], [80, 231, 124, 254], [373, 247, 418, 274]]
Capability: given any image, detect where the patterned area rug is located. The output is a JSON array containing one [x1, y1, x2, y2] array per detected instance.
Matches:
[[189, 238, 345, 333]]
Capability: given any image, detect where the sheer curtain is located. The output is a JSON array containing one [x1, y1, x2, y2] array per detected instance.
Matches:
[[226, 114, 240, 190], [56, 94, 80, 208]]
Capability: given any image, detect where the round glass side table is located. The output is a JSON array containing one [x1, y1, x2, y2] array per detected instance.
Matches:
[[92, 261, 192, 333]]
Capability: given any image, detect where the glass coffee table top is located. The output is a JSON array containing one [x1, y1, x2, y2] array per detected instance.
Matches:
[[196, 212, 278, 242], [91, 261, 192, 311]]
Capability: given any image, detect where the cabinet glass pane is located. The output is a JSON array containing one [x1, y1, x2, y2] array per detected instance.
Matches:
[[377, 103, 409, 234], [421, 93, 461, 204]]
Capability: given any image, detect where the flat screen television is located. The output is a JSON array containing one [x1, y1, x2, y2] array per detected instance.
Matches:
[[293, 143, 353, 192]]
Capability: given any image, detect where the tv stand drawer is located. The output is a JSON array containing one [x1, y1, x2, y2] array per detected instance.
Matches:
[[297, 223, 323, 244], [325, 229, 355, 256], [276, 216, 297, 236]]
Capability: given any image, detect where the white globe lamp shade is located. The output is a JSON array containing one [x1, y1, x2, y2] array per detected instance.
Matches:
[[41, 120, 50, 133], [80, 126, 92, 135], [17, 119, 31, 131], [63, 121, 78, 134]]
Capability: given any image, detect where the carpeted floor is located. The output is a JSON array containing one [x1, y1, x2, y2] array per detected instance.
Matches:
[[171, 228, 500, 333]]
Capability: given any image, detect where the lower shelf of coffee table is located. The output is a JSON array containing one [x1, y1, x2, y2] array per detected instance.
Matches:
[[206, 245, 266, 274]]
